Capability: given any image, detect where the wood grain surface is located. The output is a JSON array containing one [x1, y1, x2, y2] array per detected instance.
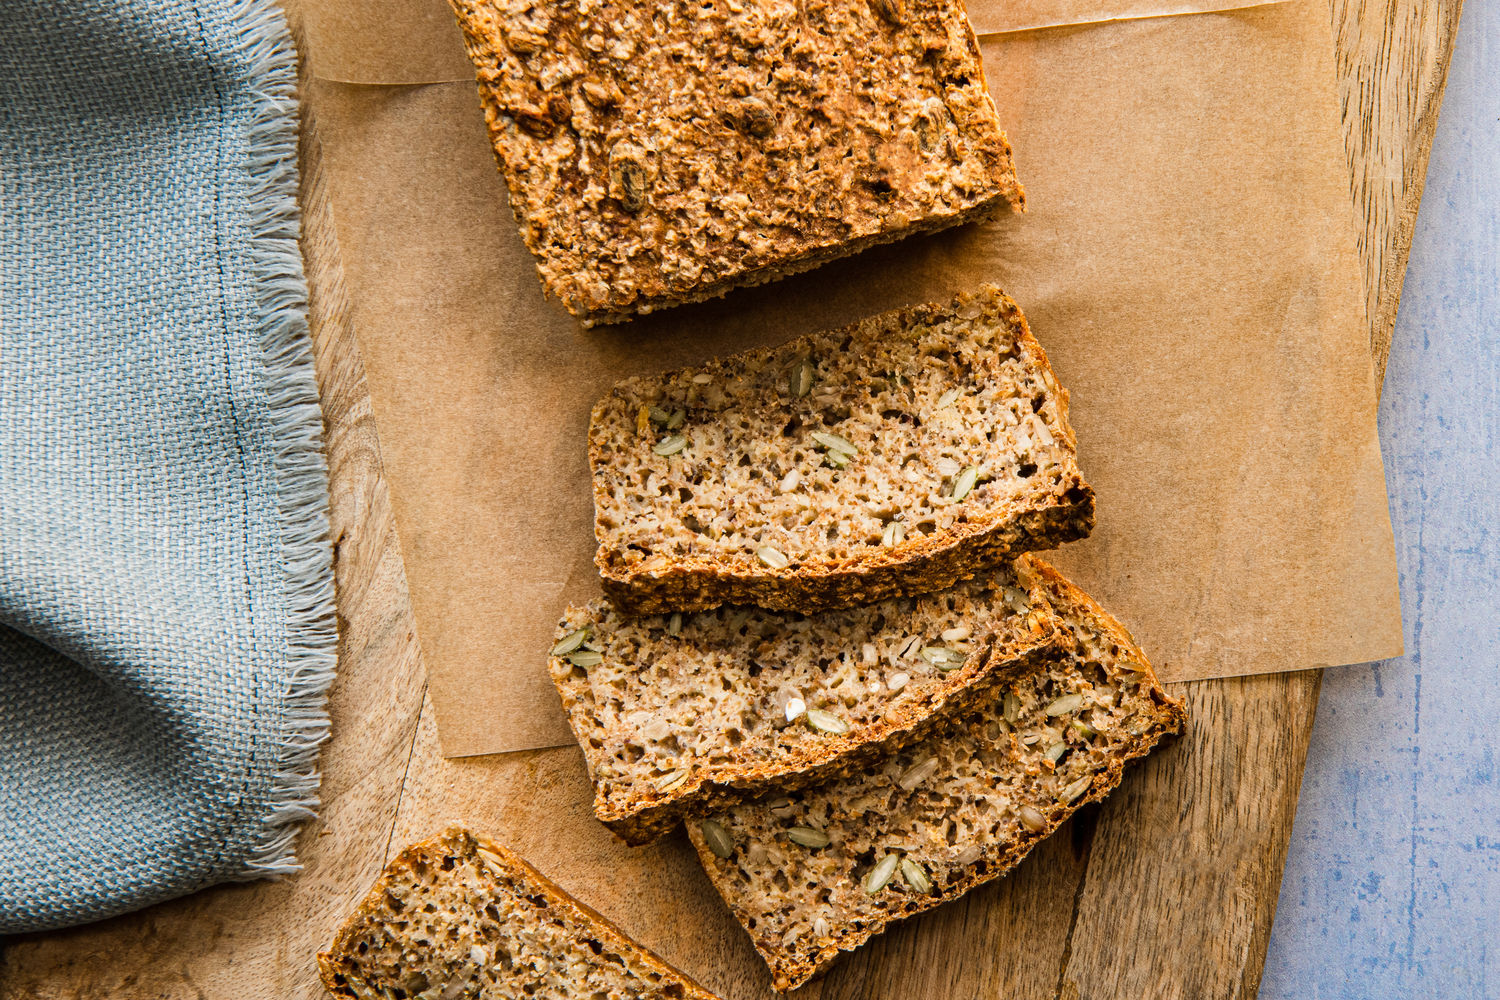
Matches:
[[1332, 0, 1465, 378], [0, 2, 1463, 997]]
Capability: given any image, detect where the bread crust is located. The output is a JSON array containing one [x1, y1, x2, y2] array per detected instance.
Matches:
[[550, 564, 1067, 844], [591, 288, 1094, 616], [598, 644, 1063, 845], [600, 492, 1094, 615], [318, 827, 720, 1000], [447, 0, 1024, 324], [685, 557, 1187, 992]]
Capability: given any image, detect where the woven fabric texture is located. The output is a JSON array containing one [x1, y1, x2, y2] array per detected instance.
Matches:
[[0, 0, 336, 933]]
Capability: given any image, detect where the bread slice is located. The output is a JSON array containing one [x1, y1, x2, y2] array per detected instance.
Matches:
[[550, 558, 1066, 846], [685, 559, 1187, 991], [318, 827, 719, 1000], [591, 286, 1094, 615], [447, 0, 1023, 325]]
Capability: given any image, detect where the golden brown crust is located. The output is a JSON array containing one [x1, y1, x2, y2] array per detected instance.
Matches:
[[318, 827, 720, 1000], [447, 0, 1023, 324], [600, 494, 1094, 615], [590, 287, 1094, 616]]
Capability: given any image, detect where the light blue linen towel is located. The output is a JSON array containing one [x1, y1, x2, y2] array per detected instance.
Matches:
[[0, 0, 336, 932]]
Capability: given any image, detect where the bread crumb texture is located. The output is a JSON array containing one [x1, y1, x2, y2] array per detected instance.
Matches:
[[551, 558, 1061, 844], [590, 286, 1093, 614], [318, 828, 717, 1000], [687, 560, 1188, 992], [448, 0, 1023, 322]]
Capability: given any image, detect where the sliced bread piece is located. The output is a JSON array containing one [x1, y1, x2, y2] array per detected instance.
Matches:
[[448, 0, 1023, 325], [318, 827, 718, 1000], [685, 558, 1187, 991], [591, 286, 1094, 615], [550, 558, 1064, 845]]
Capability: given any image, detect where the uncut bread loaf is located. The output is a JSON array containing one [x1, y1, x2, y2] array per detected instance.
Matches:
[[591, 285, 1094, 615], [686, 558, 1187, 992], [319, 827, 719, 1000], [550, 558, 1064, 846], [447, 0, 1023, 325]]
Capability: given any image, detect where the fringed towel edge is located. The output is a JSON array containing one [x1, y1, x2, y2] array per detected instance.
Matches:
[[231, 0, 340, 880]]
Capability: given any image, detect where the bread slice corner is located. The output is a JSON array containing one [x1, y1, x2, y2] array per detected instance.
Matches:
[[318, 826, 719, 1000]]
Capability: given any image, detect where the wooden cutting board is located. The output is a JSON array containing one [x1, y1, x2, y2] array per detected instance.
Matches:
[[0, 3, 1462, 997]]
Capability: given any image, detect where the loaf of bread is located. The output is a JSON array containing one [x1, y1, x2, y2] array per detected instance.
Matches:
[[549, 558, 1065, 846], [685, 559, 1187, 991], [447, 0, 1023, 325], [591, 286, 1094, 615], [318, 827, 719, 1000]]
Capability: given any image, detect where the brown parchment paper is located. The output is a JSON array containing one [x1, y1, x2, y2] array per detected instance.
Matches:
[[301, 0, 1287, 83], [305, 0, 1402, 758]]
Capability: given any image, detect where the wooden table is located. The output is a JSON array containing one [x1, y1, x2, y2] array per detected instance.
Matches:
[[0, 3, 1462, 997]]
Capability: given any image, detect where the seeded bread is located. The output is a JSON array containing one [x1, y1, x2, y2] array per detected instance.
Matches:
[[591, 286, 1094, 615], [550, 558, 1065, 846], [318, 827, 719, 1000], [685, 559, 1187, 992], [447, 0, 1023, 325]]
